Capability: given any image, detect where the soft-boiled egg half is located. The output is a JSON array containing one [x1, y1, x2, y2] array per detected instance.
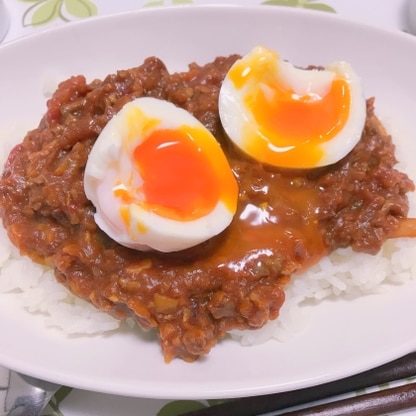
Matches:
[[84, 97, 238, 253], [219, 46, 366, 169]]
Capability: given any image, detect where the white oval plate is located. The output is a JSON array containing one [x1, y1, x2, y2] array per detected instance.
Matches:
[[1, 5, 416, 400]]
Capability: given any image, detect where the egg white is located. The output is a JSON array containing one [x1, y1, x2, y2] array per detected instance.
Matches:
[[84, 97, 237, 253], [219, 45, 367, 169]]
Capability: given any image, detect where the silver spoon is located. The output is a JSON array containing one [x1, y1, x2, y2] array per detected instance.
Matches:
[[0, 367, 60, 416]]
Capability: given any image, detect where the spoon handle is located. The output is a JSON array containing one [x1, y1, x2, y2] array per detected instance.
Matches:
[[0, 367, 60, 416]]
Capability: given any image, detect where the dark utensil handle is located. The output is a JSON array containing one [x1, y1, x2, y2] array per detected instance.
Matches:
[[278, 382, 416, 416], [181, 351, 416, 416]]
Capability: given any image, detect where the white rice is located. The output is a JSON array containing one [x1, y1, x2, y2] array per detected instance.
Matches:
[[230, 238, 416, 345], [0, 121, 415, 343], [0, 225, 120, 334], [1, 214, 415, 342]]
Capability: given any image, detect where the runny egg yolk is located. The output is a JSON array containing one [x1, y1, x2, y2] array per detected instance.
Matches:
[[84, 97, 239, 253], [219, 46, 366, 169], [243, 78, 350, 168], [131, 126, 231, 221]]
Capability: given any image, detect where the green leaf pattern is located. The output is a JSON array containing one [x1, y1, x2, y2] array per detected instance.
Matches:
[[42, 386, 73, 416], [64, 0, 98, 18], [262, 0, 335, 12], [21, 0, 98, 27], [157, 399, 228, 416], [157, 400, 208, 416], [20, 0, 335, 28], [144, 0, 194, 6]]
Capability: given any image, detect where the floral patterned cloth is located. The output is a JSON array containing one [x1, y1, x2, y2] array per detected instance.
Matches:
[[1, 0, 411, 44], [0, 0, 413, 415]]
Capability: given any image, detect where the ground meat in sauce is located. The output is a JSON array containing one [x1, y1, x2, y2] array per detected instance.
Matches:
[[0, 55, 414, 362]]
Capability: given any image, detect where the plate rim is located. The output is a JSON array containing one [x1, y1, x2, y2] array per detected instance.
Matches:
[[0, 3, 416, 400]]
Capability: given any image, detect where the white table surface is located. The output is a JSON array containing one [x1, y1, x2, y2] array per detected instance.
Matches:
[[0, 1, 415, 415]]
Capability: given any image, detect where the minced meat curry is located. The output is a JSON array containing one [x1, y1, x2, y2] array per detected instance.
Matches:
[[0, 55, 414, 362]]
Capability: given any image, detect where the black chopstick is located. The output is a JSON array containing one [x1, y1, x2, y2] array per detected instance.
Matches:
[[278, 382, 416, 416], [180, 351, 416, 416]]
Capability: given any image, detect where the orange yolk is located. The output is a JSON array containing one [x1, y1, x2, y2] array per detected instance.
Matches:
[[229, 51, 351, 168], [132, 126, 237, 221]]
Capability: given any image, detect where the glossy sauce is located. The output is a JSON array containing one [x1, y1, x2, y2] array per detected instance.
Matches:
[[215, 166, 328, 273], [1, 55, 413, 363]]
